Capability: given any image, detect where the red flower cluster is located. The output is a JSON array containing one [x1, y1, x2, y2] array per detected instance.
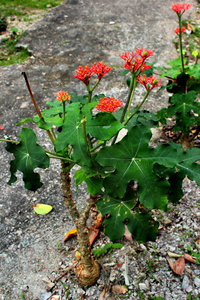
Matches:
[[95, 97, 123, 113], [137, 74, 161, 91], [0, 126, 4, 130], [92, 62, 111, 80], [174, 27, 186, 35], [73, 65, 94, 85], [56, 91, 71, 102], [171, 3, 192, 15], [119, 47, 153, 74], [73, 62, 111, 85]]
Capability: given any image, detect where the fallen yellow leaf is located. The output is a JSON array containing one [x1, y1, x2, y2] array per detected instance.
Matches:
[[32, 204, 53, 215], [64, 228, 77, 242], [76, 251, 81, 260]]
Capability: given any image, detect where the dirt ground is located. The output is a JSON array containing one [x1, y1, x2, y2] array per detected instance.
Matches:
[[0, 0, 199, 299]]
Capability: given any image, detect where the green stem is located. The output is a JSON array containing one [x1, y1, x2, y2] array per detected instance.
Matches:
[[123, 90, 150, 126], [178, 15, 184, 73], [48, 156, 75, 163], [90, 141, 105, 153], [111, 72, 136, 146], [91, 79, 100, 92], [120, 72, 136, 123], [0, 139, 19, 144], [62, 101, 66, 122], [126, 75, 137, 120], [81, 116, 89, 149], [87, 85, 93, 103], [51, 128, 57, 140]]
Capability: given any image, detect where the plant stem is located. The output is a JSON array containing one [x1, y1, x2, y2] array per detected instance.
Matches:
[[22, 71, 55, 144], [111, 72, 136, 146], [81, 116, 89, 150], [62, 101, 66, 122], [60, 163, 100, 285], [178, 15, 184, 73], [0, 139, 19, 144], [123, 90, 150, 126], [87, 85, 93, 103], [75, 194, 100, 285], [61, 161, 79, 222], [126, 74, 137, 120], [90, 141, 104, 153], [120, 72, 136, 123]]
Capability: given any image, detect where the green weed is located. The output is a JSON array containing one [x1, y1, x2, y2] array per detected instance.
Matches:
[[92, 243, 124, 258], [0, 0, 63, 18]]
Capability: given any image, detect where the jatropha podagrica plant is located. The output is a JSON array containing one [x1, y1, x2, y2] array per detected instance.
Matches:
[[1, 2, 199, 286]]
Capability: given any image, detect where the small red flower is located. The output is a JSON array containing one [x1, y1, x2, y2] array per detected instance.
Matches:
[[119, 48, 153, 74], [95, 97, 123, 113], [137, 74, 161, 91], [56, 91, 71, 102], [73, 65, 94, 85], [0, 126, 4, 130], [119, 51, 136, 63], [136, 47, 153, 60], [91, 62, 111, 80], [171, 3, 192, 15], [174, 27, 186, 34]]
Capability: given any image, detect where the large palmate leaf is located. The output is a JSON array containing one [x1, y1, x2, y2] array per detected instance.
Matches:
[[167, 91, 199, 133], [154, 144, 200, 203], [54, 103, 92, 167], [96, 124, 196, 210], [96, 194, 159, 242], [5, 128, 49, 191], [157, 91, 199, 131], [86, 112, 124, 141]]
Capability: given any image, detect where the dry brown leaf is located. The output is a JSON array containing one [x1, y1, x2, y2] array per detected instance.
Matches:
[[88, 226, 99, 245], [116, 261, 124, 268], [166, 257, 174, 270], [173, 257, 185, 275], [93, 212, 103, 229], [124, 225, 133, 244], [64, 228, 77, 242], [187, 21, 195, 32], [98, 289, 106, 300], [167, 252, 182, 258], [184, 253, 196, 264], [112, 285, 128, 294]]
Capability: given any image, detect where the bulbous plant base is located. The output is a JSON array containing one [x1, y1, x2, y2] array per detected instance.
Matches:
[[75, 260, 100, 286]]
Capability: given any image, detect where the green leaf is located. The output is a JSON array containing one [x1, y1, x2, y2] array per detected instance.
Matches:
[[5, 128, 49, 191], [16, 117, 34, 126], [127, 212, 159, 242], [186, 64, 200, 80], [167, 57, 187, 68], [86, 113, 124, 141], [97, 125, 180, 210], [166, 91, 199, 133], [74, 167, 103, 194], [96, 194, 137, 241], [120, 69, 129, 76], [70, 93, 88, 104], [176, 147, 200, 186], [54, 103, 92, 167], [126, 110, 158, 129], [96, 194, 158, 242]]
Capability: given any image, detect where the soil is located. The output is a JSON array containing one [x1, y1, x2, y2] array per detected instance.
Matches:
[[0, 1, 200, 299]]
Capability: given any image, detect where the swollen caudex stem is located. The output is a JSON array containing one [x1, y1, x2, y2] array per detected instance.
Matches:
[[75, 194, 100, 285], [61, 162, 100, 285]]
